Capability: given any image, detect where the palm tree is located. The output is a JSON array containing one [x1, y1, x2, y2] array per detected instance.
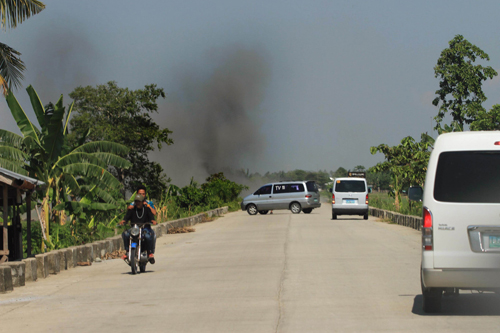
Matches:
[[0, 85, 131, 250], [0, 0, 45, 94]]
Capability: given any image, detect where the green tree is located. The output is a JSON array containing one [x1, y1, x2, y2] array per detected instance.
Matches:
[[433, 35, 498, 132], [0, 86, 130, 251], [470, 104, 500, 131], [68, 81, 173, 199], [353, 165, 365, 172], [370, 134, 433, 210], [0, 0, 45, 94], [333, 167, 348, 178]]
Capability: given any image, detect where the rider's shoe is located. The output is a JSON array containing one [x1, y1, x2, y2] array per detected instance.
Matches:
[[121, 252, 128, 260], [148, 253, 155, 264]]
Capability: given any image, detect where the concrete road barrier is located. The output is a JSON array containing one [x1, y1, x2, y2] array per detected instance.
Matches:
[[35, 253, 49, 279], [65, 249, 74, 269], [23, 258, 37, 282], [0, 266, 13, 293], [369, 207, 422, 231], [6, 262, 25, 287], [47, 251, 60, 274]]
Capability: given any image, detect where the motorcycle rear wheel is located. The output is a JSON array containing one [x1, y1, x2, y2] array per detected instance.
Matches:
[[130, 248, 138, 275], [140, 264, 146, 273]]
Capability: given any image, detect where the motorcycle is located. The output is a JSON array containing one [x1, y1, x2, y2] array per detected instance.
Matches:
[[124, 223, 151, 274]]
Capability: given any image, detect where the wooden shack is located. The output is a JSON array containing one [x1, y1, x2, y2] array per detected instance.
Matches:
[[0, 167, 44, 263]]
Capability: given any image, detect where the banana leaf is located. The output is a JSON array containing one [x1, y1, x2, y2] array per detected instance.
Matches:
[[5, 90, 40, 144]]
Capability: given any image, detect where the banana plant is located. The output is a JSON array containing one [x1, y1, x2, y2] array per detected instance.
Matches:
[[0, 85, 131, 251]]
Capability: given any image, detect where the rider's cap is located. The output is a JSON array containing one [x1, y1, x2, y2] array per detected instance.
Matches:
[[134, 194, 144, 202]]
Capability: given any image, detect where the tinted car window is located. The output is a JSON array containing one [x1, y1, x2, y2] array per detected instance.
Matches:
[[434, 151, 500, 203], [274, 183, 305, 193], [255, 185, 272, 195], [290, 183, 305, 192], [335, 180, 365, 193], [306, 181, 318, 193]]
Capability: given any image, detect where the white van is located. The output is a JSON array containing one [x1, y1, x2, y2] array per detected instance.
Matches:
[[416, 131, 500, 313], [330, 177, 369, 220]]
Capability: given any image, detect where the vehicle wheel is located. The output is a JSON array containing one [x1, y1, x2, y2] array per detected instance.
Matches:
[[130, 248, 138, 275], [259, 210, 269, 215], [290, 202, 301, 214], [303, 208, 312, 214], [139, 264, 146, 273], [421, 272, 442, 313], [363, 214, 368, 220], [332, 211, 337, 219], [247, 204, 258, 215]]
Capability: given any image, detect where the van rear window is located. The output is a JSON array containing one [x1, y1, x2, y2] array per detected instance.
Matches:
[[306, 181, 318, 193], [335, 180, 366, 193], [434, 151, 500, 203]]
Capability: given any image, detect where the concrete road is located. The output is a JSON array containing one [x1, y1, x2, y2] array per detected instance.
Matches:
[[1, 205, 500, 332]]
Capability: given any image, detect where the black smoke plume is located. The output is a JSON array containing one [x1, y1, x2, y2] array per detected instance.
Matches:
[[153, 47, 270, 186]]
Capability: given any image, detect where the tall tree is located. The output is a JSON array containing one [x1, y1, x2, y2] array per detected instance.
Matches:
[[0, 0, 45, 94], [69, 81, 173, 199], [433, 35, 497, 132]]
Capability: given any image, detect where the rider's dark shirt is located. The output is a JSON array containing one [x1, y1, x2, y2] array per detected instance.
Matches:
[[123, 206, 154, 225]]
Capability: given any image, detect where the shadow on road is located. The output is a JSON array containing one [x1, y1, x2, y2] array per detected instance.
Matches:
[[121, 270, 155, 275], [412, 293, 500, 316]]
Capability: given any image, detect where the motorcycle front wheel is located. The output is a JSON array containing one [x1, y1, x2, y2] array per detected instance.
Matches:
[[130, 248, 138, 275]]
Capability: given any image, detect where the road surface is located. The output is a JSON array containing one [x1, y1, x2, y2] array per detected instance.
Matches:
[[1, 204, 500, 332]]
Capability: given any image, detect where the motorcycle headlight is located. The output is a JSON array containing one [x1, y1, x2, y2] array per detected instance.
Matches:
[[130, 226, 140, 237]]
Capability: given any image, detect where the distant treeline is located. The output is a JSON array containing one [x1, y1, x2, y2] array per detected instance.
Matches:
[[230, 166, 391, 191]]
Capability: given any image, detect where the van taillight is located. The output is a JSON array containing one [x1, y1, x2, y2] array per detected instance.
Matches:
[[422, 207, 433, 251], [365, 194, 369, 204], [332, 193, 335, 204]]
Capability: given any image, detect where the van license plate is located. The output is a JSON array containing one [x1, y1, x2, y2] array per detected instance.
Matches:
[[489, 236, 500, 248], [345, 199, 355, 204]]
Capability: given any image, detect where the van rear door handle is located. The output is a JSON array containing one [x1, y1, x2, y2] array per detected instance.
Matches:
[[269, 196, 272, 198]]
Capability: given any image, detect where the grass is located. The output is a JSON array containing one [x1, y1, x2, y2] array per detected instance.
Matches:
[[369, 192, 422, 217]]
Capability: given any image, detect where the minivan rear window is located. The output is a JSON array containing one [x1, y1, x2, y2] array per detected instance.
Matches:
[[335, 180, 365, 193], [434, 151, 500, 203], [306, 181, 318, 193]]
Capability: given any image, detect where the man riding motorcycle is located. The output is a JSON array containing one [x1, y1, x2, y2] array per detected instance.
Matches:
[[128, 185, 156, 215], [120, 194, 157, 263]]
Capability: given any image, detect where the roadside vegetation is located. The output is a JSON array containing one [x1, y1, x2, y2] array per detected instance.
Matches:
[[370, 34, 499, 216]]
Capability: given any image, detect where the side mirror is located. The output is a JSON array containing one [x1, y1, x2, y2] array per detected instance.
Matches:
[[368, 188, 372, 193], [408, 186, 423, 202], [328, 188, 333, 193]]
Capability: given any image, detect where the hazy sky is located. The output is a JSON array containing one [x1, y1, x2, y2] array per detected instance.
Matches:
[[2, 0, 500, 184]]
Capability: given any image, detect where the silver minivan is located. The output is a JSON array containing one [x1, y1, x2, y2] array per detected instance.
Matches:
[[330, 177, 369, 220], [241, 181, 321, 215]]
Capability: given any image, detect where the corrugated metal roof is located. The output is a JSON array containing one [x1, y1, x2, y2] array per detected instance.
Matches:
[[0, 166, 45, 190]]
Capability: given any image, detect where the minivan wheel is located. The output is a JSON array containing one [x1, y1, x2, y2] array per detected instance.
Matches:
[[332, 211, 337, 220], [290, 202, 301, 214], [421, 271, 442, 313], [259, 210, 269, 215], [363, 214, 368, 220], [247, 204, 258, 215], [303, 208, 312, 214]]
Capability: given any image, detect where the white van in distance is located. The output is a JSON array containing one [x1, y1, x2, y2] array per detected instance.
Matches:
[[415, 131, 500, 312], [330, 174, 369, 220]]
